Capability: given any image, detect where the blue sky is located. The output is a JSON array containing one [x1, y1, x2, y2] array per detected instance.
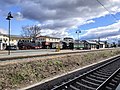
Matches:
[[69, 12, 120, 41], [0, 0, 120, 43]]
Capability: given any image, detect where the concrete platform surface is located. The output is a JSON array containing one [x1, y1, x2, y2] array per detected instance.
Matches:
[[0, 49, 84, 59], [0, 48, 116, 60]]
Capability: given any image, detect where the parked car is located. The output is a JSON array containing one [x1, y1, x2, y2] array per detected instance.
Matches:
[[5, 45, 17, 50]]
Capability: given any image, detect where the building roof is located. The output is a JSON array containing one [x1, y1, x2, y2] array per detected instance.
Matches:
[[0, 33, 8, 37], [99, 41, 105, 44], [64, 37, 73, 39], [86, 40, 97, 44], [37, 36, 60, 39], [0, 34, 31, 39]]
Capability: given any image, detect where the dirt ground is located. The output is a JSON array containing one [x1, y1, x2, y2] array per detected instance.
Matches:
[[0, 49, 120, 90]]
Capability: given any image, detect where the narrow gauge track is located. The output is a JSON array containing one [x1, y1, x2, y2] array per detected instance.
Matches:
[[51, 56, 120, 90]]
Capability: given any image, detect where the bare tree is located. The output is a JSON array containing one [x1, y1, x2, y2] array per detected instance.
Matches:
[[21, 25, 41, 42]]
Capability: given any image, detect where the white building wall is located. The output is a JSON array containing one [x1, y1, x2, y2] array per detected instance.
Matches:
[[0, 35, 19, 50], [46, 38, 60, 42], [0, 35, 8, 50], [10, 39, 18, 46], [37, 37, 60, 43]]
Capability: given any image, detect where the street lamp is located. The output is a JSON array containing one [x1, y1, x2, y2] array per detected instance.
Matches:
[[6, 12, 13, 55], [76, 30, 81, 49]]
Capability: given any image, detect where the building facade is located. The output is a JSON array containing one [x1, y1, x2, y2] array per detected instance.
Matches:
[[74, 40, 106, 50], [0, 33, 107, 50], [0, 34, 31, 50], [36, 36, 60, 49], [0, 34, 9, 50]]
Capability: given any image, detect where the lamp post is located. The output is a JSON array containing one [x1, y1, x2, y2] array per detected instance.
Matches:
[[76, 30, 81, 49], [6, 12, 13, 55]]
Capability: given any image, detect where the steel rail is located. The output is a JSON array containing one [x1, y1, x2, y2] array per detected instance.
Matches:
[[96, 68, 120, 90], [51, 56, 120, 90]]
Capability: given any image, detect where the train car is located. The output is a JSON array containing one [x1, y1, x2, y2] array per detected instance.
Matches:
[[18, 41, 42, 50]]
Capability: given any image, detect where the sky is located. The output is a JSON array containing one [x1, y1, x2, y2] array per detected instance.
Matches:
[[0, 0, 120, 43]]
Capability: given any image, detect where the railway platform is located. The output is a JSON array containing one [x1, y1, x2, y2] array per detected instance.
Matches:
[[0, 48, 117, 61], [0, 49, 89, 60]]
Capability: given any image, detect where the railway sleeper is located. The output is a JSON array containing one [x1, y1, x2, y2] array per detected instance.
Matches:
[[69, 84, 89, 90], [93, 72, 109, 78], [105, 86, 112, 90], [99, 68, 113, 72], [109, 82, 116, 87], [114, 77, 120, 81], [69, 82, 93, 90], [98, 69, 113, 74], [106, 84, 117, 90], [87, 75, 106, 82], [111, 79, 118, 83], [76, 81, 95, 90], [89, 74, 107, 80], [69, 85, 81, 90], [95, 71, 113, 76], [116, 74, 120, 78], [86, 76, 103, 84], [100, 67, 118, 72], [80, 78, 99, 88]]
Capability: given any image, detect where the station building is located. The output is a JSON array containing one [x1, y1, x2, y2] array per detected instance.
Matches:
[[0, 34, 8, 50], [74, 40, 106, 50], [0, 34, 31, 50], [36, 36, 61, 49], [0, 33, 107, 50]]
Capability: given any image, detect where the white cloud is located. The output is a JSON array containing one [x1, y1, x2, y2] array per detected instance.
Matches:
[[14, 12, 24, 20], [0, 28, 7, 34], [18, 0, 120, 37], [40, 28, 70, 38], [81, 21, 120, 40], [84, 20, 95, 24], [0, 0, 120, 38]]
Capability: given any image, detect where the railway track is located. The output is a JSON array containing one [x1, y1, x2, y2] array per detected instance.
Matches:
[[51, 56, 120, 90]]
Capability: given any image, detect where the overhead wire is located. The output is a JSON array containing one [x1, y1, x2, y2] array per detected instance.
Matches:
[[96, 0, 119, 22], [96, 0, 120, 41]]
